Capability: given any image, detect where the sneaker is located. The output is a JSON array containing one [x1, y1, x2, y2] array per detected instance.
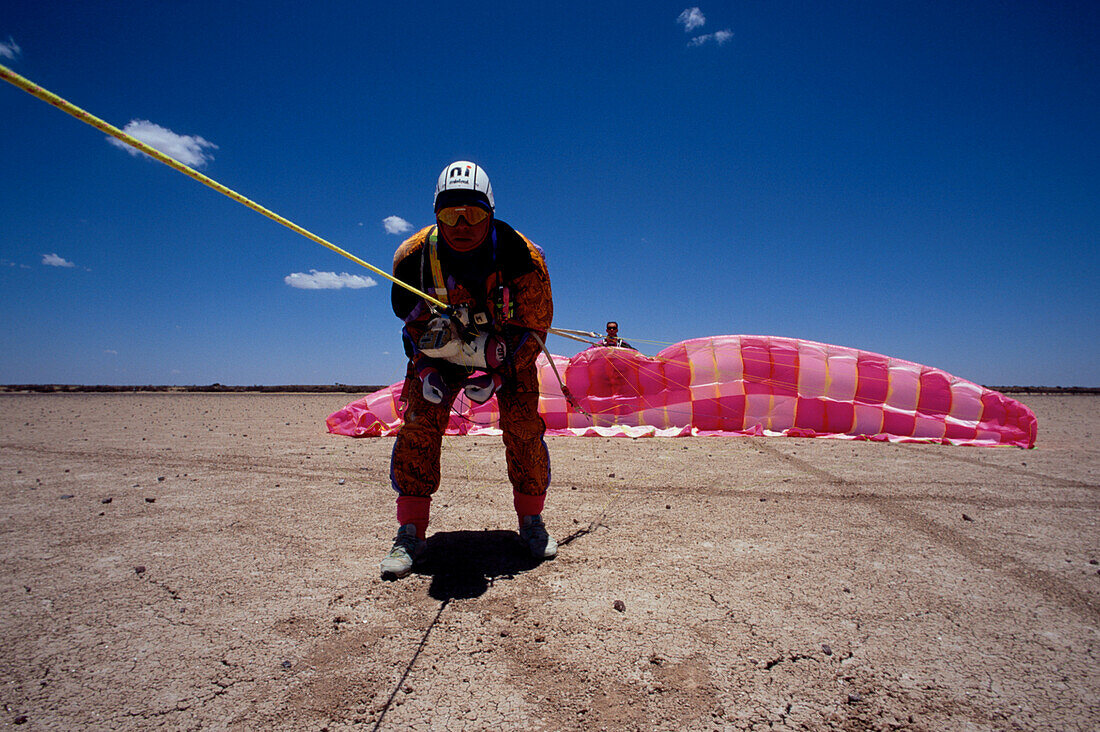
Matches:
[[519, 514, 558, 560], [380, 524, 424, 578]]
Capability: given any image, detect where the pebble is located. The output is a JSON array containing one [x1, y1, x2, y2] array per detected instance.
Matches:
[[338, 478, 346, 485], [847, 693, 862, 704], [59, 494, 74, 500], [281, 660, 292, 669], [613, 600, 626, 612], [157, 476, 165, 482], [134, 566, 146, 575], [13, 715, 27, 725], [1089, 559, 1097, 565], [145, 497, 156, 503], [101, 497, 112, 504], [822, 644, 833, 656], [962, 513, 974, 522]]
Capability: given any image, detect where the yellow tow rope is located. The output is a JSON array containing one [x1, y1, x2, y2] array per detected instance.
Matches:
[[0, 63, 448, 311]]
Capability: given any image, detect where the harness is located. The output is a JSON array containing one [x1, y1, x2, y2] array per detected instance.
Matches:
[[421, 225, 513, 328]]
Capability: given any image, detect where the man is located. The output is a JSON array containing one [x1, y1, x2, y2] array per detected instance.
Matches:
[[381, 161, 556, 578], [600, 321, 635, 349]]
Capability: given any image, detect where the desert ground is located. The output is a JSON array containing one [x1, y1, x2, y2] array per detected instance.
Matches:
[[0, 392, 1097, 730]]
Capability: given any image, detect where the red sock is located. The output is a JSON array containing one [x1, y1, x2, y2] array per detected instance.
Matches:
[[396, 495, 431, 540], [513, 491, 546, 525]]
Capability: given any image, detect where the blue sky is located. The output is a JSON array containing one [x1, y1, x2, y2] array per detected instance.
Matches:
[[1, 1, 1097, 386]]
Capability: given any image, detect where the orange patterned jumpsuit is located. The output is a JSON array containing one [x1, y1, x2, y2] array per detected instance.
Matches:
[[389, 221, 553, 537]]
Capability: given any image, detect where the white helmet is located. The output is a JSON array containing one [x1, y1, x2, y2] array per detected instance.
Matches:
[[434, 161, 494, 212]]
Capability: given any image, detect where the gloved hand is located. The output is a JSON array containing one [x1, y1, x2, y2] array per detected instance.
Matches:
[[420, 367, 446, 404], [464, 372, 503, 404]]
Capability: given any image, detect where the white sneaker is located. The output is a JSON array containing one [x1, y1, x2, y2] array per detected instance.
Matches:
[[380, 524, 424, 578], [519, 514, 558, 560]]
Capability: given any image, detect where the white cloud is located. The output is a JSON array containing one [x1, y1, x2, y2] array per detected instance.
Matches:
[[383, 215, 413, 235], [677, 7, 706, 32], [0, 36, 21, 60], [284, 270, 378, 290], [688, 29, 733, 46], [108, 120, 217, 168], [104, 349, 118, 356], [42, 253, 76, 268]]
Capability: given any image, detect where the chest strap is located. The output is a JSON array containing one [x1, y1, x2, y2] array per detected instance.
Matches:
[[423, 226, 511, 322], [424, 227, 448, 306]]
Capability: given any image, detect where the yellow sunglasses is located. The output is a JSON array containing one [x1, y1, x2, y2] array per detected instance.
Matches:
[[437, 205, 490, 227]]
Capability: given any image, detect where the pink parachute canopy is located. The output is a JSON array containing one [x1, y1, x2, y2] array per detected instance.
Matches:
[[326, 335, 1037, 447]]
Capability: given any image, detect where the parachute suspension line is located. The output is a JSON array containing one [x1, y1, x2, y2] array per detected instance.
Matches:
[[551, 327, 601, 338], [0, 63, 448, 312], [546, 328, 600, 346], [531, 332, 591, 420]]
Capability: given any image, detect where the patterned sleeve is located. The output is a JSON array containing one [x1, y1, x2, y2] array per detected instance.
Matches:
[[505, 236, 553, 372], [391, 228, 440, 377]]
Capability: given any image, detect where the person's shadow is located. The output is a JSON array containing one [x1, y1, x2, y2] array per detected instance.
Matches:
[[411, 530, 542, 600]]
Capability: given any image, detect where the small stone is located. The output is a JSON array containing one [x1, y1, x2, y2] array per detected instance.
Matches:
[[14, 715, 28, 725], [157, 476, 165, 482], [962, 513, 974, 522], [134, 566, 146, 575], [822, 644, 833, 656], [847, 693, 862, 704], [1089, 559, 1097, 565], [101, 497, 112, 504], [338, 478, 346, 485], [281, 660, 292, 669], [535, 635, 546, 643], [613, 600, 626, 613], [608, 472, 615, 478], [145, 497, 156, 503], [59, 494, 74, 500], [666, 504, 671, 509]]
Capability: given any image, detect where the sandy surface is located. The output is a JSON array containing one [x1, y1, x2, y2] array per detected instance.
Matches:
[[0, 392, 1097, 730]]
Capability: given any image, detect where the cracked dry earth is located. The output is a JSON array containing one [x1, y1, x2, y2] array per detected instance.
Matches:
[[0, 392, 1097, 730]]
